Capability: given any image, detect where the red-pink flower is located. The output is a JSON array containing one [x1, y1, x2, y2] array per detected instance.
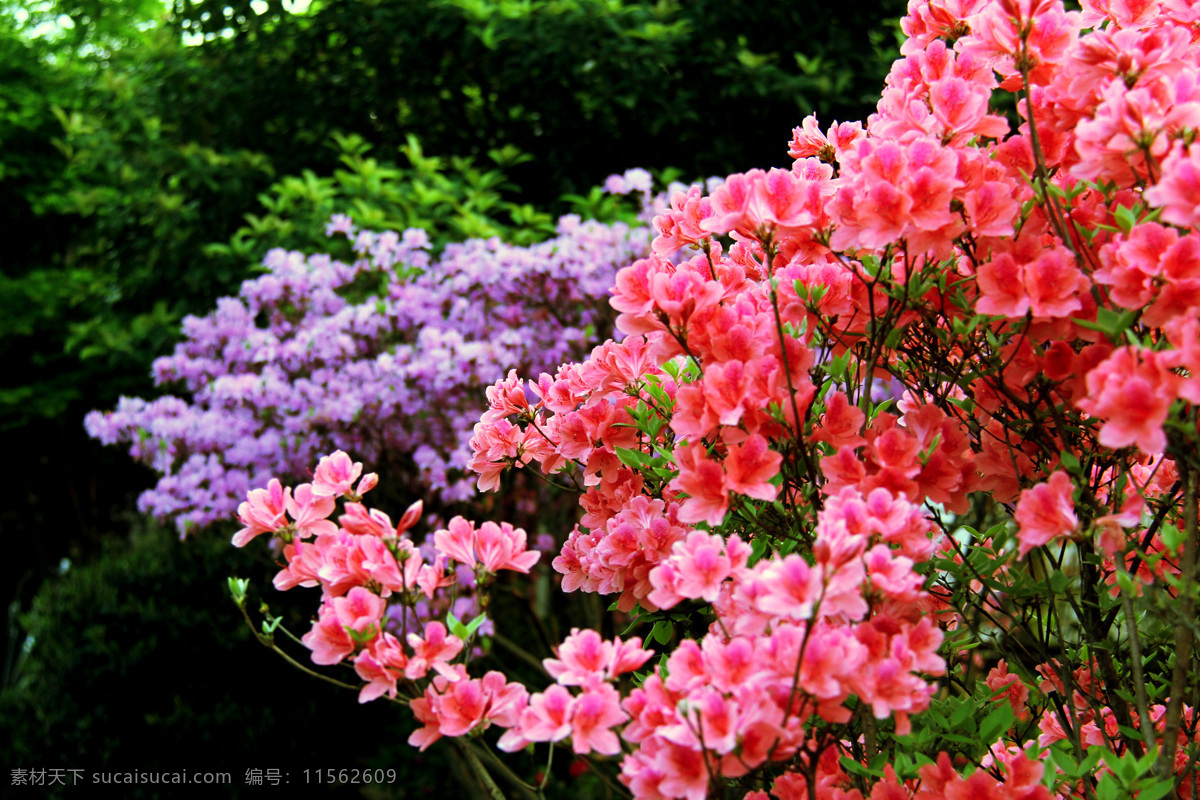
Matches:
[[482, 369, 531, 423], [302, 587, 384, 665], [339, 500, 417, 539], [475, 520, 541, 574], [809, 390, 867, 449], [1076, 347, 1178, 454], [670, 441, 730, 527], [499, 684, 574, 750], [354, 632, 408, 703], [723, 434, 782, 501], [311, 450, 364, 498], [985, 659, 1030, 717], [408, 666, 528, 750], [1147, 141, 1200, 228], [285, 483, 338, 540], [405, 621, 464, 681], [433, 516, 541, 574], [232, 478, 290, 547], [544, 628, 615, 687], [1013, 470, 1078, 558], [667, 531, 737, 603], [757, 554, 820, 621], [568, 683, 627, 755], [976, 246, 1087, 319]]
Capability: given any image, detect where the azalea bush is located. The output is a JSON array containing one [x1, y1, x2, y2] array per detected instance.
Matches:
[[100, 0, 1200, 797], [84, 186, 661, 534]]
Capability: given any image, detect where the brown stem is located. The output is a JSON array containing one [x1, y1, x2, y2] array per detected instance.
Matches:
[[236, 601, 365, 694], [1156, 459, 1199, 789], [471, 741, 542, 800], [1114, 555, 1158, 753], [492, 632, 551, 677], [457, 740, 508, 800]]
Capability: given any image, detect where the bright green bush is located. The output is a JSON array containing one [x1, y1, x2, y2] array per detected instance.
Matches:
[[206, 132, 558, 269]]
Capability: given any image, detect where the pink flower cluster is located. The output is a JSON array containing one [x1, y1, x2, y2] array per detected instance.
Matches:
[[496, 629, 653, 756], [615, 488, 944, 798], [232, 451, 540, 705]]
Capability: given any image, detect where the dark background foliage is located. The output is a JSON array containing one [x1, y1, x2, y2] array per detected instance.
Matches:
[[0, 0, 903, 793]]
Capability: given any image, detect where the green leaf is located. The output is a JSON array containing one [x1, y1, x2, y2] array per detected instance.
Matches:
[[1094, 775, 1120, 800], [839, 757, 875, 777], [446, 611, 468, 640], [1113, 204, 1138, 235], [1115, 569, 1136, 596], [227, 577, 248, 605], [948, 698, 975, 729], [749, 535, 771, 566], [1134, 779, 1175, 800], [464, 613, 488, 638], [980, 702, 1015, 744], [649, 619, 674, 645], [615, 446, 650, 470], [1161, 523, 1184, 553]]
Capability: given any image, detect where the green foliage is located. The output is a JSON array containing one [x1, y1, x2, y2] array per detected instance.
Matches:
[[162, 0, 906, 207], [0, 24, 274, 431], [207, 132, 557, 268], [0, 524, 432, 798]]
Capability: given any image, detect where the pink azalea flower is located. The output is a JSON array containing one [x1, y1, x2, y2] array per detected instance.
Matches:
[[809, 390, 867, 449], [670, 531, 735, 603], [723, 434, 782, 501], [285, 483, 338, 540], [1076, 347, 1178, 454], [544, 628, 615, 686], [670, 441, 730, 527], [1014, 470, 1078, 558], [1146, 140, 1200, 228], [756, 554, 820, 621], [338, 502, 397, 538], [507, 684, 574, 748], [301, 601, 355, 666], [302, 587, 383, 666], [310, 450, 364, 498], [353, 632, 408, 703], [408, 667, 528, 748], [351, 534, 406, 594], [475, 521, 542, 574], [788, 114, 831, 160], [232, 478, 290, 547], [482, 369, 531, 423], [405, 621, 464, 681], [985, 659, 1030, 717], [433, 516, 541, 575], [568, 683, 627, 755], [432, 516, 475, 565]]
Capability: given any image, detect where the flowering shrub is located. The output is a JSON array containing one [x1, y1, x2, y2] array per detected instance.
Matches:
[[102, 0, 1200, 797], [85, 203, 655, 534]]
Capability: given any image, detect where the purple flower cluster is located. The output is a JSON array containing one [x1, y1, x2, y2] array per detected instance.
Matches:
[[86, 213, 652, 535]]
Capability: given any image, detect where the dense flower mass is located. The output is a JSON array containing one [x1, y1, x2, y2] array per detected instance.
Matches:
[[453, 0, 1200, 794], [85, 212, 653, 533], [99, 1, 1200, 798]]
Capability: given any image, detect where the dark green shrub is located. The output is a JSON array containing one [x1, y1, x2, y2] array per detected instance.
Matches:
[[0, 524, 440, 798], [167, 0, 906, 207]]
